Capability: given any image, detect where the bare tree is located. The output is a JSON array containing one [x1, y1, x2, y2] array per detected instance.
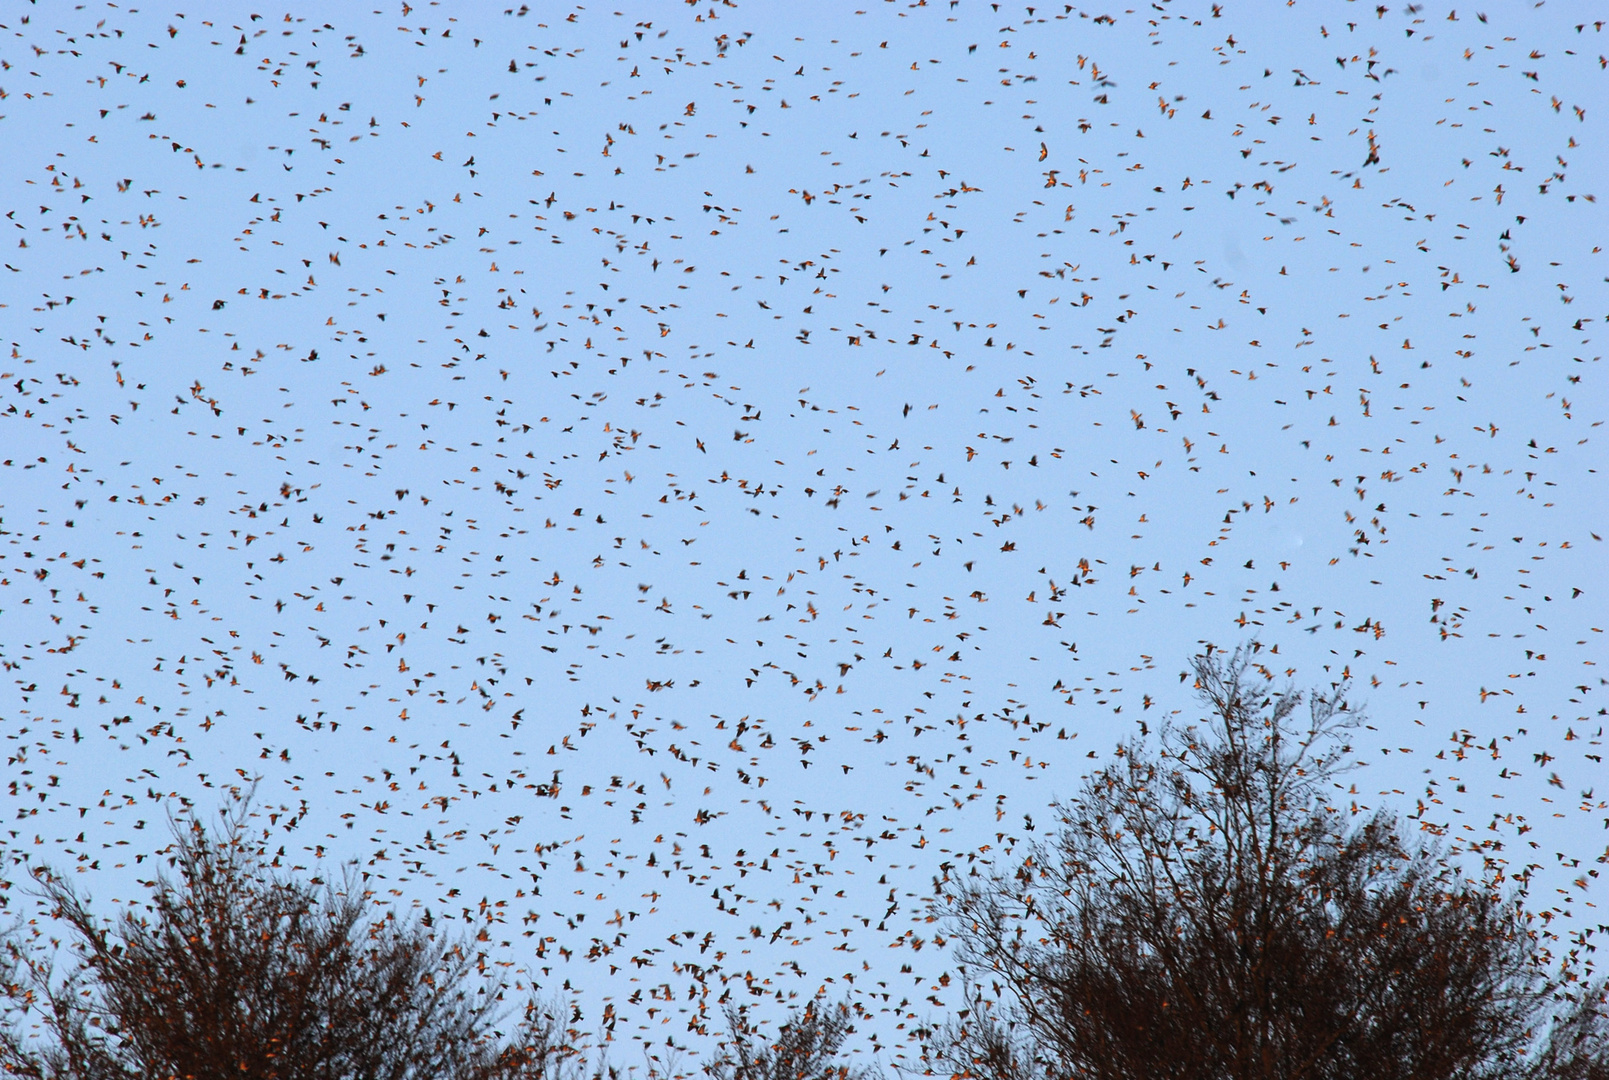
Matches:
[[707, 997, 871, 1080], [0, 790, 586, 1080], [930, 644, 1609, 1080]]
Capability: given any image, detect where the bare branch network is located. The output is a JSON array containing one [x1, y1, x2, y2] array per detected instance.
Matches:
[[0, 647, 1604, 1080]]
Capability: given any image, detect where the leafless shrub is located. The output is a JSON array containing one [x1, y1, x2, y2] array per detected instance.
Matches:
[[707, 997, 872, 1080], [929, 644, 1608, 1080], [0, 789, 587, 1080]]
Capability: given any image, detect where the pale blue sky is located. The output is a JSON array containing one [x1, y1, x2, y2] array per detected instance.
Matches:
[[2, 0, 1605, 1066]]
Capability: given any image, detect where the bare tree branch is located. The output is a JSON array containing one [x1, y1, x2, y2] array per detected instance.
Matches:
[[0, 788, 586, 1080], [929, 644, 1608, 1080]]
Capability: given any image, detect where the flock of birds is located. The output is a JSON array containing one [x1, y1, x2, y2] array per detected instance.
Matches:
[[1, 1, 1605, 1069]]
